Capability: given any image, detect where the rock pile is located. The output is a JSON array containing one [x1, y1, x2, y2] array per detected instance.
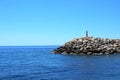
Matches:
[[52, 37, 120, 55]]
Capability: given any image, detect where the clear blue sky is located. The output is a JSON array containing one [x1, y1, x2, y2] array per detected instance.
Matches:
[[0, 0, 120, 46]]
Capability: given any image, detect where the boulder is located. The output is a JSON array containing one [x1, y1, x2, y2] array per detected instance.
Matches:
[[52, 37, 120, 55]]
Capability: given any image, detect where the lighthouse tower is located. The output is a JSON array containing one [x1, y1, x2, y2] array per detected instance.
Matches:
[[86, 30, 88, 39]]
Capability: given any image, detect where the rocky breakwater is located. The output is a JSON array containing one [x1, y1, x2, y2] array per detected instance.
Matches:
[[52, 37, 120, 55]]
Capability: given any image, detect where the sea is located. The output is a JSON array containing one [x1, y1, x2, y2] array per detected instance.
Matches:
[[0, 46, 120, 80]]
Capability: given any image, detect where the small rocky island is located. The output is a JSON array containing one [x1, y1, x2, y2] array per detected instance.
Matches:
[[52, 31, 120, 55]]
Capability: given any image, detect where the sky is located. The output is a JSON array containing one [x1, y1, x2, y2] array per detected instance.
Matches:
[[0, 0, 120, 46]]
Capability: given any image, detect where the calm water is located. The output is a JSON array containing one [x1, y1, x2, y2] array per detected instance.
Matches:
[[0, 46, 120, 80]]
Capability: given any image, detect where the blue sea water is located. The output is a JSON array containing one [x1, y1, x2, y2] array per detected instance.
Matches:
[[0, 46, 120, 80]]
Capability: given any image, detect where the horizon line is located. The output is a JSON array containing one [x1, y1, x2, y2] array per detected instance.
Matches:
[[0, 45, 60, 47]]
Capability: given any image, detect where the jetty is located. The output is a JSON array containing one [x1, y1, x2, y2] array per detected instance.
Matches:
[[52, 32, 120, 55]]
